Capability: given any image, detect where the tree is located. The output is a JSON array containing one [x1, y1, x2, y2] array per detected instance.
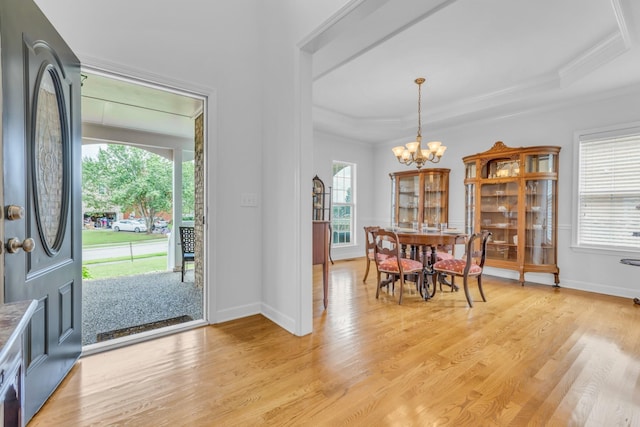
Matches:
[[82, 145, 172, 233], [82, 153, 113, 213]]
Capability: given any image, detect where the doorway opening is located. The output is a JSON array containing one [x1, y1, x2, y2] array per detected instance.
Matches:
[[80, 69, 206, 352]]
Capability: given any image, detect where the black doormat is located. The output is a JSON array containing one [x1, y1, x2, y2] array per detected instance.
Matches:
[[96, 315, 193, 342]]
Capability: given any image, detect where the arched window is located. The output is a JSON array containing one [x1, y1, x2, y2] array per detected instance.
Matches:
[[332, 161, 355, 246]]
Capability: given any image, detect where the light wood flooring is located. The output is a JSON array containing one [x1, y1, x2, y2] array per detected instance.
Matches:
[[30, 259, 640, 426]]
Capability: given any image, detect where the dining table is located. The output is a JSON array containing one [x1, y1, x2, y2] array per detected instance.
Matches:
[[391, 228, 467, 299]]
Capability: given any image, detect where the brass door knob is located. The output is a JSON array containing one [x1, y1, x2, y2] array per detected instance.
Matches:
[[6, 237, 35, 254], [6, 205, 25, 220]]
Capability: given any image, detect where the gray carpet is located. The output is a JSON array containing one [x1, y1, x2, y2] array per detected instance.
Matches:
[[82, 270, 203, 345]]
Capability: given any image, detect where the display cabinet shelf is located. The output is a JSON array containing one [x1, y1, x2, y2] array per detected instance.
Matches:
[[463, 141, 560, 286], [390, 169, 450, 229]]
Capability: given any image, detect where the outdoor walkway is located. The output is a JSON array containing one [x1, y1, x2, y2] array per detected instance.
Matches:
[[82, 270, 203, 345]]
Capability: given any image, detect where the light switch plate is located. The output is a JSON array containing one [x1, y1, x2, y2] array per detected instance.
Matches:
[[240, 192, 258, 207]]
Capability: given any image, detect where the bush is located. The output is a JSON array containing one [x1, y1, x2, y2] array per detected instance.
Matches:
[[82, 266, 92, 279]]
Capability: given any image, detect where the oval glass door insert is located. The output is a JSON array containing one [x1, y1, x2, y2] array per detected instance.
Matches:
[[34, 66, 65, 254]]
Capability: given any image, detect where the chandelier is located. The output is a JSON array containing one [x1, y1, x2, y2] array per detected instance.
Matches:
[[392, 77, 446, 169]]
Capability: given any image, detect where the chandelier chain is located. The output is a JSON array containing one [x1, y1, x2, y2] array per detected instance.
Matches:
[[391, 77, 446, 169], [417, 79, 422, 138]]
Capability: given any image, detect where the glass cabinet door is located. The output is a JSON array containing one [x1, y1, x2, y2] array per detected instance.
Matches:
[[465, 161, 476, 179], [480, 181, 519, 262], [525, 153, 556, 173], [465, 183, 475, 234], [390, 176, 397, 228], [397, 175, 419, 228], [423, 173, 444, 227], [525, 179, 556, 265]]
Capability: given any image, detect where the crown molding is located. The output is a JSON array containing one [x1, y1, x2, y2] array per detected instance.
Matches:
[[316, 81, 640, 145], [428, 72, 560, 125], [298, 0, 390, 53], [612, 0, 635, 46], [314, 0, 639, 144], [559, 31, 629, 87], [431, 12, 634, 124], [313, 105, 412, 142], [310, 0, 459, 80], [312, 0, 638, 144], [432, 81, 640, 133]]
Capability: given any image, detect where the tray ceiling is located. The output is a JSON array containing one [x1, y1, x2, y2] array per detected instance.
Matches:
[[311, 0, 640, 142]]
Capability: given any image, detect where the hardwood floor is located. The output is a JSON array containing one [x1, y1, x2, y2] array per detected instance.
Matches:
[[30, 259, 640, 426]]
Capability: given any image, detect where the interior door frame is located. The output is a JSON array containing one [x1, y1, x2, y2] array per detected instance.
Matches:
[[0, 34, 3, 305], [79, 63, 216, 354]]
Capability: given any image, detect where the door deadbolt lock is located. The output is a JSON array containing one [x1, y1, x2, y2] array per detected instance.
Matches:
[[6, 205, 25, 220], [6, 237, 35, 254]]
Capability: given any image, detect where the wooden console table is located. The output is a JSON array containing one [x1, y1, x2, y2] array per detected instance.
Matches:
[[0, 299, 37, 427], [313, 221, 330, 309]]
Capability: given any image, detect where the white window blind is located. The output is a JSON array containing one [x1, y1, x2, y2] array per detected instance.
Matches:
[[578, 134, 640, 249]]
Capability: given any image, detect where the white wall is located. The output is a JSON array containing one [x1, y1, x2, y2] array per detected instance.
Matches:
[[313, 130, 375, 261], [34, 0, 351, 336], [374, 85, 640, 298], [36, 0, 638, 333]]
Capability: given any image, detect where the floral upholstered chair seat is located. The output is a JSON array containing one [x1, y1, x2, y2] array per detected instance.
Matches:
[[432, 258, 482, 275], [432, 231, 491, 307], [378, 256, 423, 273]]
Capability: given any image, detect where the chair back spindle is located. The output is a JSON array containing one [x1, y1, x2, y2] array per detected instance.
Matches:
[[179, 226, 195, 282]]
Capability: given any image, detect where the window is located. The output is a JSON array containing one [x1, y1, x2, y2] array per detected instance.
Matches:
[[332, 161, 355, 246], [577, 129, 640, 250]]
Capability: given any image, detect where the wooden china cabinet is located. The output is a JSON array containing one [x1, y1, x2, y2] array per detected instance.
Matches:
[[390, 169, 450, 229], [312, 175, 331, 308], [463, 141, 561, 286]]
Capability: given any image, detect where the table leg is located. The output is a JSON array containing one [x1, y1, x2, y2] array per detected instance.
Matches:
[[421, 246, 429, 267], [418, 245, 437, 300], [430, 245, 437, 266], [323, 259, 328, 309]]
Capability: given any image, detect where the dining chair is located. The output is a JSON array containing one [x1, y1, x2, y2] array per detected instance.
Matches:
[[363, 226, 380, 282], [179, 226, 195, 282], [436, 234, 468, 292], [374, 229, 424, 304], [432, 231, 491, 307]]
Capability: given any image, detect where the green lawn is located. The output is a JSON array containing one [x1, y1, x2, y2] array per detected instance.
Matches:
[[83, 255, 169, 279], [83, 252, 167, 265], [82, 229, 168, 246], [82, 229, 172, 279]]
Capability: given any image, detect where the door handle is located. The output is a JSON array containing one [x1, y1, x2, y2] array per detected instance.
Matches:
[[6, 237, 35, 254], [6, 205, 25, 220]]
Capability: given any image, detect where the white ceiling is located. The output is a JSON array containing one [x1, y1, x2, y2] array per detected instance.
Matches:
[[79, 0, 640, 147], [81, 71, 203, 141], [312, 0, 640, 143]]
